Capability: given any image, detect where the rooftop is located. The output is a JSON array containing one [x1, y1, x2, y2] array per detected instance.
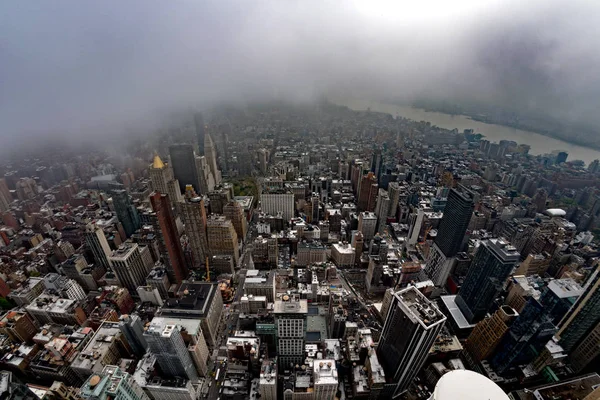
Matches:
[[274, 296, 308, 315], [72, 322, 122, 373], [548, 278, 584, 299], [314, 360, 338, 386], [26, 293, 78, 314], [440, 295, 477, 330], [159, 282, 218, 318], [397, 286, 446, 328]]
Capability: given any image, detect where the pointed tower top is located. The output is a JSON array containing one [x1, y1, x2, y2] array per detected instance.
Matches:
[[152, 153, 165, 169]]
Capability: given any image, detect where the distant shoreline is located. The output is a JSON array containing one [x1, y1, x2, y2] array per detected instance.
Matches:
[[414, 103, 600, 152]]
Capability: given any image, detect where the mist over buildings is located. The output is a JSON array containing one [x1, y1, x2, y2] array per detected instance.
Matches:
[[2, 0, 599, 153]]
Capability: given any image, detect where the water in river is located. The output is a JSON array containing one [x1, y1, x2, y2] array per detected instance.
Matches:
[[337, 98, 600, 165]]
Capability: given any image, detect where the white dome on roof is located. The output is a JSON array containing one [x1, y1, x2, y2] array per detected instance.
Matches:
[[545, 208, 567, 217], [430, 370, 509, 400]]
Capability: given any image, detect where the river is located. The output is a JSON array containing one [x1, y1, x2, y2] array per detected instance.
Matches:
[[336, 98, 600, 165]]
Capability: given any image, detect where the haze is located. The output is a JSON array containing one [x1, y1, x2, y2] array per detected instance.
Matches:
[[2, 0, 599, 153]]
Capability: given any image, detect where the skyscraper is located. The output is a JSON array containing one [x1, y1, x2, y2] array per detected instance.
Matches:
[[207, 215, 239, 264], [149, 153, 182, 206], [432, 188, 474, 257], [118, 314, 148, 357], [463, 305, 518, 364], [357, 172, 378, 212], [144, 320, 198, 382], [109, 242, 151, 294], [455, 238, 520, 323], [377, 286, 446, 397], [204, 133, 221, 186], [194, 112, 205, 156], [387, 182, 401, 219], [111, 190, 141, 238], [223, 200, 248, 242], [180, 187, 209, 267], [557, 263, 600, 371], [169, 144, 199, 193], [274, 294, 308, 371], [194, 155, 215, 194], [150, 191, 187, 284], [425, 188, 474, 286], [374, 189, 390, 232], [85, 223, 112, 269]]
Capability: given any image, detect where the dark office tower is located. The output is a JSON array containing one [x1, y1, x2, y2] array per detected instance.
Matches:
[[555, 151, 568, 165], [377, 287, 446, 397], [111, 190, 141, 238], [118, 314, 147, 357], [150, 192, 187, 284], [169, 144, 199, 193], [455, 239, 520, 324], [180, 186, 209, 267], [357, 172, 378, 212], [434, 188, 474, 257], [425, 188, 474, 287], [371, 148, 383, 181], [195, 113, 206, 156], [491, 297, 556, 374], [557, 263, 600, 353]]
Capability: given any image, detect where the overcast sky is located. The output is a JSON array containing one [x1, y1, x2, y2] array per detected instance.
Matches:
[[2, 0, 600, 153]]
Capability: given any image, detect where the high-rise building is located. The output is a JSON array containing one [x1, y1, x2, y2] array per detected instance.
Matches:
[[111, 190, 141, 238], [180, 187, 209, 267], [0, 311, 37, 344], [387, 182, 401, 219], [224, 200, 248, 241], [377, 287, 446, 397], [109, 242, 151, 294], [274, 295, 308, 371], [358, 211, 377, 240], [158, 282, 223, 349], [0, 178, 12, 212], [260, 190, 295, 220], [204, 133, 221, 186], [259, 360, 277, 400], [80, 365, 150, 400], [463, 305, 518, 365], [455, 239, 520, 323], [43, 273, 86, 300], [358, 172, 378, 212], [207, 186, 231, 214], [194, 155, 215, 194], [85, 223, 113, 269], [374, 189, 390, 232], [144, 320, 198, 382], [148, 153, 182, 207], [194, 112, 205, 156], [425, 188, 474, 286], [557, 263, 600, 370], [491, 297, 556, 374], [431, 188, 474, 257], [314, 360, 338, 400], [169, 144, 199, 193], [207, 215, 239, 264], [150, 191, 188, 284], [118, 314, 148, 357]]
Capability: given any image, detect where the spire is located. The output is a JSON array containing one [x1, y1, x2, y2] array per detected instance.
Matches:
[[152, 152, 165, 169]]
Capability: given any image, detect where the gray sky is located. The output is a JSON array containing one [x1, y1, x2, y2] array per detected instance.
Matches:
[[2, 0, 599, 152]]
